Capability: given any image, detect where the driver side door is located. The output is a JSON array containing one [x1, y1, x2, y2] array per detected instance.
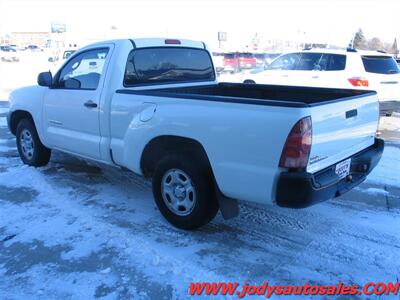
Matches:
[[43, 47, 110, 159]]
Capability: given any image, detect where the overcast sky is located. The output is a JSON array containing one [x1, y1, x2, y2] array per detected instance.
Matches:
[[0, 0, 399, 50]]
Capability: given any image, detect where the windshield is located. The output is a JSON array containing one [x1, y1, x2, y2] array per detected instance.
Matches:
[[124, 47, 215, 86], [362, 56, 400, 74]]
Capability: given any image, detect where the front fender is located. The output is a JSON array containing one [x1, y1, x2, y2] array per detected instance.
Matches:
[[8, 86, 47, 142]]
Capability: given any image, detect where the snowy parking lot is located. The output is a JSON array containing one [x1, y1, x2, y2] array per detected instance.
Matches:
[[0, 98, 399, 299]]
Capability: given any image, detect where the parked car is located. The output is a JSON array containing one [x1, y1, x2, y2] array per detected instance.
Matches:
[[238, 52, 257, 69], [243, 48, 400, 115], [223, 52, 257, 73], [212, 52, 225, 73], [49, 49, 77, 73], [62, 49, 76, 60], [7, 38, 383, 229], [0, 45, 19, 62], [49, 49, 76, 62], [223, 52, 240, 73], [25, 44, 44, 52]]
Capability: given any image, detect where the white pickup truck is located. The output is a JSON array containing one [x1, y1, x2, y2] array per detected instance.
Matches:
[[7, 38, 384, 229]]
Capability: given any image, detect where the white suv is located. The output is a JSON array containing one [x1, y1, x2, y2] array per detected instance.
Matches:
[[243, 48, 400, 115]]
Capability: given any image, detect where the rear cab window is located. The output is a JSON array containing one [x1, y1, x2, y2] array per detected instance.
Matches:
[[124, 47, 215, 86], [362, 56, 400, 74]]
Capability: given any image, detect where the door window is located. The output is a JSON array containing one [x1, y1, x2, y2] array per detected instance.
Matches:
[[56, 48, 109, 90], [267, 53, 346, 71], [297, 53, 346, 71]]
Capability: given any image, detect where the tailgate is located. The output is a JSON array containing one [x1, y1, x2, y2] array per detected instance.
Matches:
[[307, 92, 379, 173]]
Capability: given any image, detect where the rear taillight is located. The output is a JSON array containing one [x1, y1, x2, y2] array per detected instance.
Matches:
[[348, 77, 369, 87], [279, 116, 312, 169], [165, 39, 181, 45]]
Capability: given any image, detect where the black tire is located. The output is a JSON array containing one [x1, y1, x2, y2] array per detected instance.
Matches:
[[243, 79, 256, 84], [16, 118, 51, 167], [152, 152, 219, 230]]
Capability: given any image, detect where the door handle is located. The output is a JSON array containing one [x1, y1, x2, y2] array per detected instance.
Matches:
[[84, 100, 98, 108], [346, 109, 357, 119], [49, 120, 62, 126]]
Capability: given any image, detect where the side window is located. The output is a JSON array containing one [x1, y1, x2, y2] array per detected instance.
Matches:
[[296, 53, 324, 70], [57, 48, 109, 90], [267, 53, 301, 70], [325, 54, 346, 71], [296, 53, 347, 71]]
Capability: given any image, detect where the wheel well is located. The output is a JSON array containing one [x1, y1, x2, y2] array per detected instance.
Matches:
[[140, 135, 212, 178], [9, 110, 34, 135]]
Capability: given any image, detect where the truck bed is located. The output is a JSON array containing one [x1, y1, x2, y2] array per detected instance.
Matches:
[[120, 83, 376, 107], [116, 81, 379, 175]]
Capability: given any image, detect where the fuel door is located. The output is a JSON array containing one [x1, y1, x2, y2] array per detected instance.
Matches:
[[140, 102, 157, 122]]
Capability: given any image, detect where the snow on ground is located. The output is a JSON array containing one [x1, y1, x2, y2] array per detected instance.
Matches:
[[0, 107, 9, 115], [0, 101, 399, 299], [366, 145, 400, 187], [355, 187, 390, 196], [0, 117, 7, 127], [379, 114, 400, 132]]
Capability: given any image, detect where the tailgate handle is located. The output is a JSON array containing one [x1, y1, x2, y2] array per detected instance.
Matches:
[[346, 109, 358, 119]]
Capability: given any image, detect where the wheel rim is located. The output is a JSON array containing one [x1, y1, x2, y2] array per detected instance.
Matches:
[[20, 129, 35, 159], [161, 169, 196, 216]]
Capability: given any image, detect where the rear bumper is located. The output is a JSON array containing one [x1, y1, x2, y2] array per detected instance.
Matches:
[[276, 138, 384, 208], [379, 100, 400, 116]]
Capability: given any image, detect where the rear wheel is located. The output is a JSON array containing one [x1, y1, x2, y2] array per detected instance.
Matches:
[[16, 118, 51, 167], [152, 153, 218, 230]]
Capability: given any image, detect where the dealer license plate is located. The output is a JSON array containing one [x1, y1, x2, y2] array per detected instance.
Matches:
[[335, 158, 351, 179]]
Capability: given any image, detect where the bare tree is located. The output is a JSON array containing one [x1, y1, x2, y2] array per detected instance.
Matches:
[[367, 37, 383, 51]]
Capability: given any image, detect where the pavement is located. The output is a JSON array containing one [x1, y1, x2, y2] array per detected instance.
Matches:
[[0, 100, 399, 299]]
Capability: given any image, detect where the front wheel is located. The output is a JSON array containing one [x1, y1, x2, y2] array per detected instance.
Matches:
[[16, 118, 51, 167], [152, 153, 219, 230]]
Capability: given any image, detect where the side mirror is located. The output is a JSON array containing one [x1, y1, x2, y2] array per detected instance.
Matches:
[[37, 71, 52, 87], [64, 78, 81, 89]]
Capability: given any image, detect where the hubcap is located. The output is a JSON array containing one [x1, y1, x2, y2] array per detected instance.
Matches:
[[161, 169, 196, 216], [20, 129, 35, 159]]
